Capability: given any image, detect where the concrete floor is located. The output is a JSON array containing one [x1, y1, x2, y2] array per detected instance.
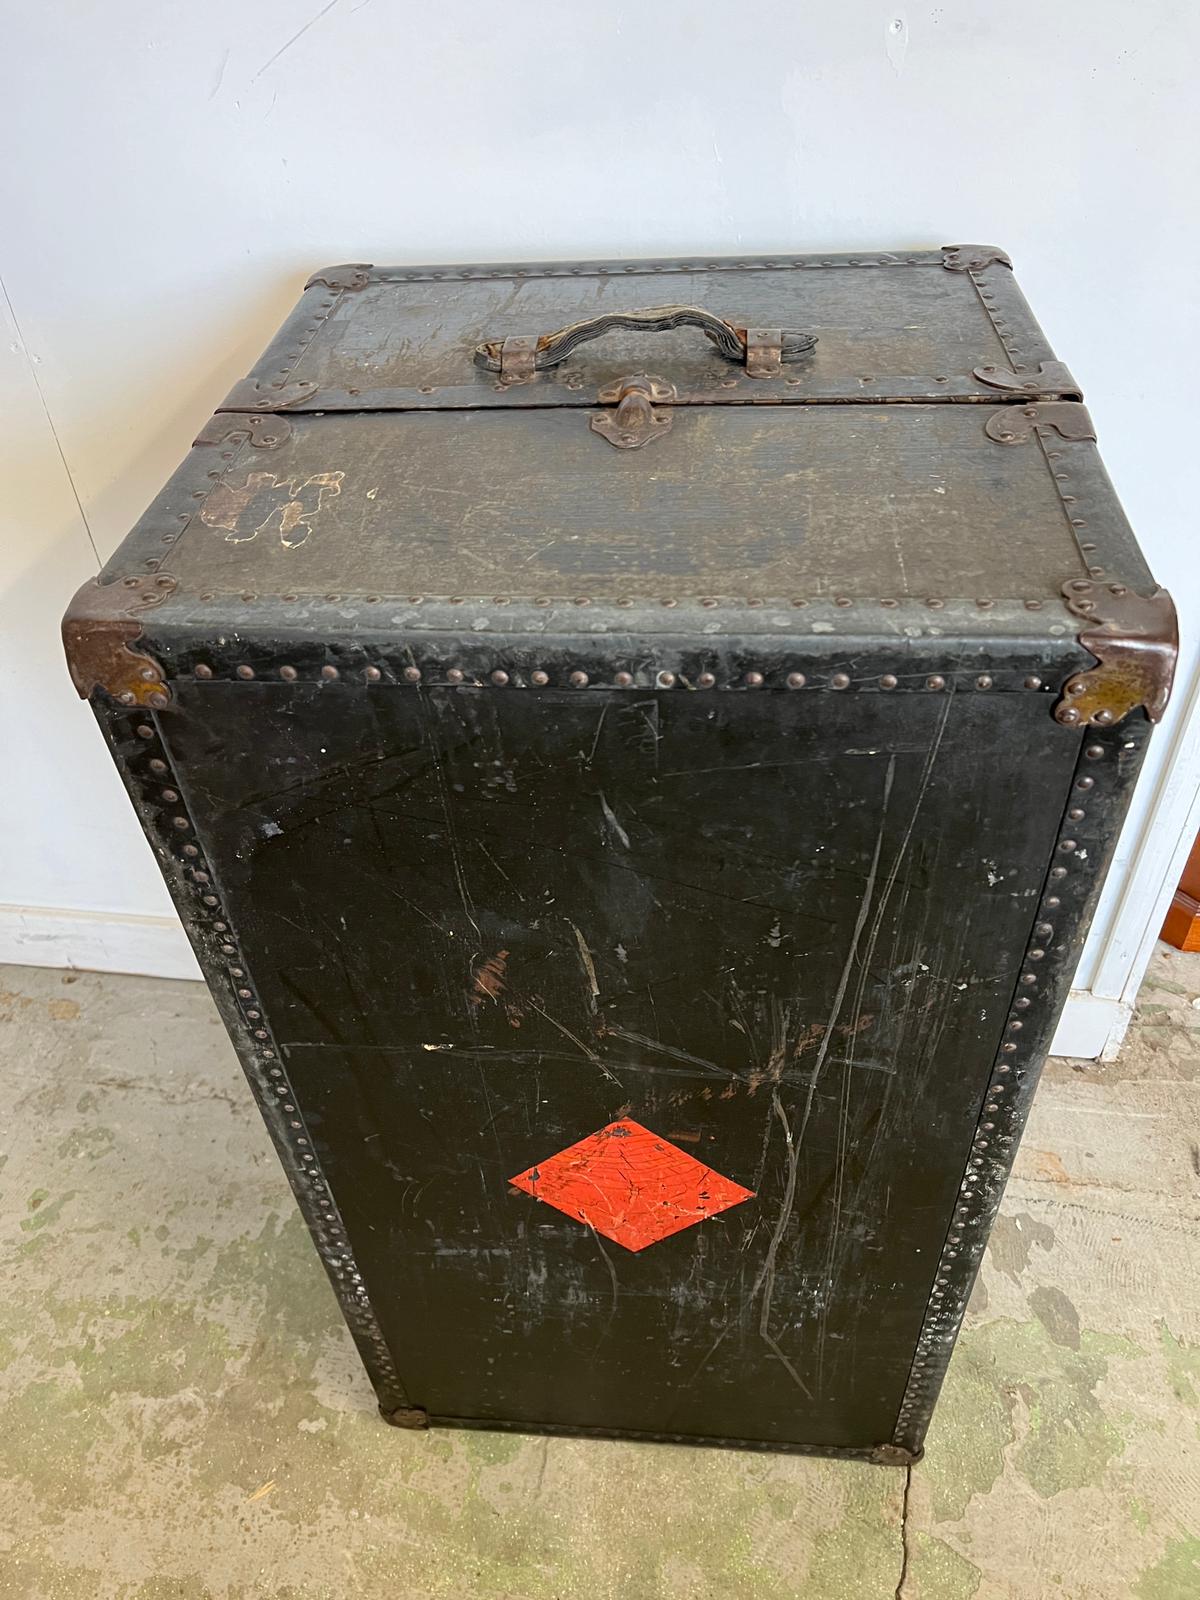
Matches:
[[1, 949, 1198, 1600]]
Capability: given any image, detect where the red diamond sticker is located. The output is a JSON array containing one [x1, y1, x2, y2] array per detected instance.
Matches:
[[510, 1119, 755, 1252]]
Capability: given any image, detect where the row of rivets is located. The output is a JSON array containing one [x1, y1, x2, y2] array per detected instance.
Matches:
[[894, 734, 1110, 1440], [1045, 449, 1103, 579], [186, 667, 1053, 692], [974, 266, 1030, 373], [195, 591, 1059, 611], [373, 258, 933, 284], [134, 715, 403, 1395], [271, 290, 340, 389]]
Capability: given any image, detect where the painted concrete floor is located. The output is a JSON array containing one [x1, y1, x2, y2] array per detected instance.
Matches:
[[1, 948, 1198, 1600]]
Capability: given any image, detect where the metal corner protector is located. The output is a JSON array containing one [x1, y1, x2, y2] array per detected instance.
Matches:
[[1056, 580, 1178, 727], [62, 574, 177, 707]]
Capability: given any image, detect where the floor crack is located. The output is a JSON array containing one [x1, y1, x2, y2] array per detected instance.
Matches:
[[894, 1463, 913, 1599]]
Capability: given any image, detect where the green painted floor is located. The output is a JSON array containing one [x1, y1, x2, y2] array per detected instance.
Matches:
[[1, 946, 1198, 1599]]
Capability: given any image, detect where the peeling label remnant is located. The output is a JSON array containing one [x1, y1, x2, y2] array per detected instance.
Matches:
[[200, 470, 344, 548], [471, 950, 510, 1006], [509, 1119, 754, 1252]]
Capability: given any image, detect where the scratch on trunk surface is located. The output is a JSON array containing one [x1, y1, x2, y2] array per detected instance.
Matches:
[[526, 1001, 620, 1086], [751, 1091, 813, 1397], [570, 923, 600, 1008], [731, 754, 897, 1401], [598, 790, 631, 848]]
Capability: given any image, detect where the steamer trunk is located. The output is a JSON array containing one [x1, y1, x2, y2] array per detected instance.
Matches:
[[63, 247, 1176, 1459]]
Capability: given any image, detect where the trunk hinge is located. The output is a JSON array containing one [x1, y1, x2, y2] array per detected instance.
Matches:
[[194, 413, 293, 449], [974, 361, 1082, 401], [1057, 580, 1178, 727], [218, 379, 320, 413], [985, 402, 1096, 445]]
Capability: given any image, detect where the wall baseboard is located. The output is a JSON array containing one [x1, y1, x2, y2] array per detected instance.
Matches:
[[1, 904, 1130, 1059], [0, 904, 200, 981], [1050, 992, 1132, 1061]]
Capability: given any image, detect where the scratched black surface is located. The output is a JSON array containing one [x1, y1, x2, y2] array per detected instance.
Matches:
[[164, 682, 1076, 1448]]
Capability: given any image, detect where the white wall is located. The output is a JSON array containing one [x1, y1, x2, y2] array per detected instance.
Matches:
[[2, 2, 1198, 1038]]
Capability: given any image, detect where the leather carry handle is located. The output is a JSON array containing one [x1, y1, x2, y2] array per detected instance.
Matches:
[[473, 306, 817, 382]]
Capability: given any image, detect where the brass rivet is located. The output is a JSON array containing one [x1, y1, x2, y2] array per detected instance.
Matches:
[[830, 672, 851, 690], [926, 675, 946, 691], [183, 845, 199, 858], [1015, 997, 1031, 1009], [236, 665, 255, 680], [569, 671, 589, 688], [148, 759, 167, 774], [1035, 922, 1054, 937], [786, 672, 806, 689], [194, 664, 213, 680], [171, 816, 189, 830], [403, 667, 422, 683], [1085, 744, 1104, 759], [879, 674, 898, 690], [1076, 776, 1095, 790], [161, 788, 179, 803], [364, 666, 382, 682], [657, 671, 676, 688], [321, 665, 339, 681], [1024, 676, 1042, 690], [1025, 600, 1043, 611], [279, 665, 298, 681], [614, 671, 634, 687], [1068, 806, 1084, 821], [745, 671, 765, 687], [1050, 865, 1068, 879], [835, 596, 852, 608], [975, 675, 993, 690], [1029, 948, 1046, 961], [531, 671, 549, 686], [1093, 708, 1115, 726], [697, 673, 716, 689], [490, 670, 510, 686]]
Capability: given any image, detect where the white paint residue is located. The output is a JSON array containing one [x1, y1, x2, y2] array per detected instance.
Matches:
[[261, 820, 282, 838], [767, 918, 782, 949]]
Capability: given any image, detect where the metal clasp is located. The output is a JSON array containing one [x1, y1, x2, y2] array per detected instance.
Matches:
[[590, 373, 676, 450]]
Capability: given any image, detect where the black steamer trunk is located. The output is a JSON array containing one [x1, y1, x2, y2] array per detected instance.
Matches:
[[63, 247, 1176, 1460]]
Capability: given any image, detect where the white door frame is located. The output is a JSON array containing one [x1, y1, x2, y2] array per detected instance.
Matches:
[[1052, 656, 1200, 1058]]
